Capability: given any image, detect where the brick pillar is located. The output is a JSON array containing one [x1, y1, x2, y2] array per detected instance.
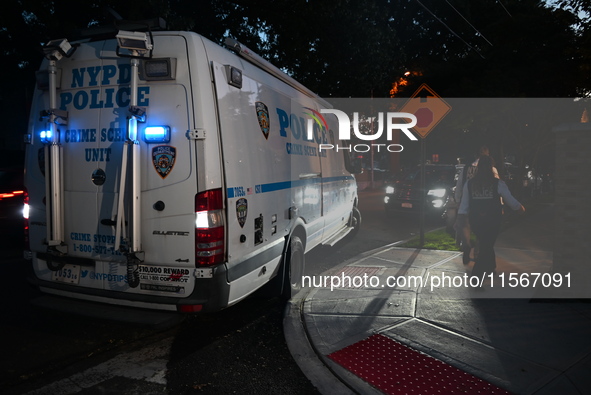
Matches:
[[553, 124, 591, 298]]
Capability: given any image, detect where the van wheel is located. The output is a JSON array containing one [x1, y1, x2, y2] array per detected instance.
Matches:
[[282, 235, 304, 299], [348, 206, 361, 238]]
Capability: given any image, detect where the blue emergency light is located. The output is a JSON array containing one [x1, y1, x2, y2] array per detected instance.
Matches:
[[40, 130, 53, 143], [143, 126, 171, 143]]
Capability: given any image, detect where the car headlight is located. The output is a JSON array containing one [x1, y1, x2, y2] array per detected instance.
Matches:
[[427, 188, 446, 198], [385, 186, 395, 194]]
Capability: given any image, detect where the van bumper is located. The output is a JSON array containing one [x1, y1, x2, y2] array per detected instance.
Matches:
[[28, 261, 231, 315]]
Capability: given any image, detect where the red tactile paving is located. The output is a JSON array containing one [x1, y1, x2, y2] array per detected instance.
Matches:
[[328, 334, 512, 394]]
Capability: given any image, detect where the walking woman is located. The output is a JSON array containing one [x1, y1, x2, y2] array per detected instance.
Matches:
[[458, 155, 525, 278]]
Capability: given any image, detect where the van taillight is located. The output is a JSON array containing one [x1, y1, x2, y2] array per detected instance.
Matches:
[[23, 190, 29, 250], [195, 189, 225, 266]]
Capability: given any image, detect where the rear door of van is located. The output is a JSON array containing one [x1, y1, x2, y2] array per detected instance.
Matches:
[[27, 34, 199, 301]]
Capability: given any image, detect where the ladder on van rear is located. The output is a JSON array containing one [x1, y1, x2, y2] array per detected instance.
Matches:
[[39, 34, 151, 287]]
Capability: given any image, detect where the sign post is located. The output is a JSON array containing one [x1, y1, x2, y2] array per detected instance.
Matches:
[[400, 84, 451, 247]]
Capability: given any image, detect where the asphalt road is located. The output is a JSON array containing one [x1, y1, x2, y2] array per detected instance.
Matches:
[[0, 187, 442, 394]]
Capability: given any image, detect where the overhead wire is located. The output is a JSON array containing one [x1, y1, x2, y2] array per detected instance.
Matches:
[[444, 0, 493, 46], [497, 0, 513, 17], [413, 0, 486, 59]]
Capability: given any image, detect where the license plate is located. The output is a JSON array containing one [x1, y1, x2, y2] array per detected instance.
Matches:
[[402, 202, 413, 208], [52, 264, 81, 284]]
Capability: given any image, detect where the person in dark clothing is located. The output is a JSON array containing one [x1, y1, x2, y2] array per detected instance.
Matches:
[[454, 146, 498, 265], [458, 155, 525, 279]]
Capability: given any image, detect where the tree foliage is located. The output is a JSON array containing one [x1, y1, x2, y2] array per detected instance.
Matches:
[[1, 0, 590, 172], [1, 0, 588, 97]]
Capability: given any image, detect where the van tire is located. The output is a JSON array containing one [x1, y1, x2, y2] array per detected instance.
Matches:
[[348, 206, 361, 239], [282, 235, 304, 299]]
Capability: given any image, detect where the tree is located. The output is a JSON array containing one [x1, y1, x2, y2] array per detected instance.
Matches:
[[386, 0, 581, 98], [383, 0, 584, 173], [1, 0, 588, 160]]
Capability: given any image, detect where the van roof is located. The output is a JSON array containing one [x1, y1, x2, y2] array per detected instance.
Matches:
[[74, 17, 167, 42]]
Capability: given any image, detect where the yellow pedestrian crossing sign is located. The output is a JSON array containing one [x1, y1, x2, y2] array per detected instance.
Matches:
[[400, 84, 451, 139]]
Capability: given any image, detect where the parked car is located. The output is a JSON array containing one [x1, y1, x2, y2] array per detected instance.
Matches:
[[384, 164, 456, 217]]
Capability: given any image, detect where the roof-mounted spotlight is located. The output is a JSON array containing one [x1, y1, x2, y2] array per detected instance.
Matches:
[[116, 30, 153, 53], [43, 38, 73, 61]]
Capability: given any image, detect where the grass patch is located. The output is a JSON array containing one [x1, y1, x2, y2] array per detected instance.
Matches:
[[398, 229, 461, 251]]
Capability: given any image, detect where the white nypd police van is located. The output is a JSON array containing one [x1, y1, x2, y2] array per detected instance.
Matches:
[[23, 21, 360, 315]]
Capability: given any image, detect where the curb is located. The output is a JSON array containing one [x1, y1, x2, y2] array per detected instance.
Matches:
[[283, 290, 356, 395], [282, 240, 415, 395]]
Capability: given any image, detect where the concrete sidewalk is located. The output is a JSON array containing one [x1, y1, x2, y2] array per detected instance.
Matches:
[[285, 206, 591, 394]]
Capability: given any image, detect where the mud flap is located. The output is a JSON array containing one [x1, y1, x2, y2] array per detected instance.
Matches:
[[254, 236, 291, 298]]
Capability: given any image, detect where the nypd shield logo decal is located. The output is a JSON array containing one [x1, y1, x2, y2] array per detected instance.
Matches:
[[236, 198, 248, 228], [152, 145, 176, 179], [255, 101, 270, 140]]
